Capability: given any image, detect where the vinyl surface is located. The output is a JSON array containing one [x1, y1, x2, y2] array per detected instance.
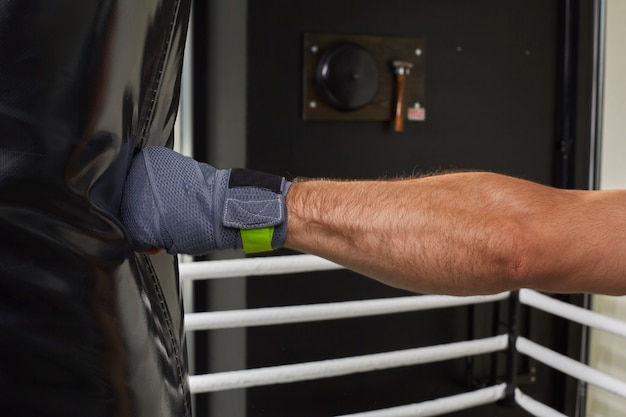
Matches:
[[0, 1, 191, 416]]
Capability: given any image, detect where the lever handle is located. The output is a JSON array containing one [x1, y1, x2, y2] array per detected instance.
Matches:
[[391, 61, 413, 133], [394, 71, 407, 132]]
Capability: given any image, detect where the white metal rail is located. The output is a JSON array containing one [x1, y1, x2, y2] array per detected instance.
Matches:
[[181, 256, 626, 416]]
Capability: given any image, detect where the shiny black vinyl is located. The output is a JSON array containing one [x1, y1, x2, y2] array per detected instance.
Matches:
[[0, 1, 192, 416]]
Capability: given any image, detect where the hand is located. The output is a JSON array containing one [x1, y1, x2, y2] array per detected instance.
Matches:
[[120, 147, 290, 256]]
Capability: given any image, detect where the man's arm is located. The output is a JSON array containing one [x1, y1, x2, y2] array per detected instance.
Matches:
[[284, 172, 626, 296], [120, 148, 626, 296]]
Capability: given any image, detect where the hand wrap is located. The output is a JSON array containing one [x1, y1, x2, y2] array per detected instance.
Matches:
[[120, 146, 291, 255]]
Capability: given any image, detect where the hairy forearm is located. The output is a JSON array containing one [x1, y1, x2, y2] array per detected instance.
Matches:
[[120, 147, 626, 295], [284, 172, 626, 296]]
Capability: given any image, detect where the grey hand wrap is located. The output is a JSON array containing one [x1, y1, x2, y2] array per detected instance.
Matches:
[[120, 146, 291, 255]]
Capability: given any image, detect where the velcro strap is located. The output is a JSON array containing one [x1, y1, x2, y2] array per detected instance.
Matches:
[[240, 227, 275, 254], [222, 168, 285, 230], [229, 168, 282, 193]]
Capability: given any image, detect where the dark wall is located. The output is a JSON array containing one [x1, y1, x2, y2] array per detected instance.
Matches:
[[193, 0, 600, 416], [247, 0, 561, 183]]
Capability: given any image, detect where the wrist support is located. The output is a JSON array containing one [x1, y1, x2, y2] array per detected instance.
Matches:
[[120, 146, 291, 255]]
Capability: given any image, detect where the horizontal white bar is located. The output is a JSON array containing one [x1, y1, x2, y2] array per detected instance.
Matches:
[[519, 289, 626, 338], [516, 337, 626, 399], [179, 254, 342, 281], [189, 335, 508, 393], [185, 292, 510, 331], [514, 389, 567, 417], [335, 383, 507, 417]]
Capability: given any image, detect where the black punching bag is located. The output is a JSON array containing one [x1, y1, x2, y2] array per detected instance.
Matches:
[[0, 1, 192, 416]]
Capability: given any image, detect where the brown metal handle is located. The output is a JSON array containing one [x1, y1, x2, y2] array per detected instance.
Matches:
[[394, 72, 407, 133], [391, 61, 412, 133]]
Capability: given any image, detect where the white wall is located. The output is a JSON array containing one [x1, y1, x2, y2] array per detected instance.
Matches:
[[587, 0, 626, 415], [598, 0, 626, 191]]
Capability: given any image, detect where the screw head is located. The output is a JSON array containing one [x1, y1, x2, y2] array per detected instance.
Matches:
[[310, 45, 319, 54], [415, 48, 422, 56], [309, 101, 317, 108]]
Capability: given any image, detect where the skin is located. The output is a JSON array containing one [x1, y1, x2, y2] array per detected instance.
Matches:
[[283, 172, 626, 296]]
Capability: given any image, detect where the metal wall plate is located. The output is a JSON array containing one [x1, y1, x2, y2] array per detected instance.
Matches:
[[303, 33, 425, 121]]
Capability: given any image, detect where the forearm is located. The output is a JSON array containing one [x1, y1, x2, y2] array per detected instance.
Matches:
[[284, 172, 626, 296], [120, 148, 626, 295]]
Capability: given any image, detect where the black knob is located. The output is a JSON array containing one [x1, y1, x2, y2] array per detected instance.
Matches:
[[316, 43, 379, 111]]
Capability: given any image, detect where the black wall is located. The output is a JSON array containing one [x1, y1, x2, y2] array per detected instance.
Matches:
[[247, 0, 561, 182], [193, 1, 601, 416]]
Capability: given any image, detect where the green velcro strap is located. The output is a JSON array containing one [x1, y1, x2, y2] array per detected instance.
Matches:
[[241, 227, 275, 254]]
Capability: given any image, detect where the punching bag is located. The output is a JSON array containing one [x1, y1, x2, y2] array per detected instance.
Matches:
[[0, 1, 192, 416]]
